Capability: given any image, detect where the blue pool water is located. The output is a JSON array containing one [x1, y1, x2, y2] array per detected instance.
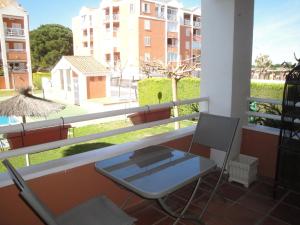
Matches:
[[0, 116, 18, 126]]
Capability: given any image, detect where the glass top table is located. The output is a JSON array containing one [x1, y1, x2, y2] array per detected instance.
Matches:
[[95, 145, 216, 199]]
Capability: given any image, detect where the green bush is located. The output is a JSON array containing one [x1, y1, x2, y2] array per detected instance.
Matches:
[[33, 72, 51, 90], [138, 78, 285, 117], [138, 77, 200, 115], [250, 81, 284, 100]]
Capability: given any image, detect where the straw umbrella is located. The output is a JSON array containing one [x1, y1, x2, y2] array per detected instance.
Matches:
[[0, 88, 65, 123], [0, 88, 65, 165]]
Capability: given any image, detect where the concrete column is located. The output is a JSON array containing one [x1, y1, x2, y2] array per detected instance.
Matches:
[[0, 14, 10, 89], [24, 14, 33, 87], [200, 0, 254, 166]]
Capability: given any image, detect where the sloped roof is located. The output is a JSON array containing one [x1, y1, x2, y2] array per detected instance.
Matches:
[[64, 56, 108, 74]]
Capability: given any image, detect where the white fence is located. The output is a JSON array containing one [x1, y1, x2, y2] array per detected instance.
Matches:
[[0, 97, 209, 160]]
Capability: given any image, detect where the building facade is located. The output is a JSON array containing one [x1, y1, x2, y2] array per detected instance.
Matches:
[[72, 0, 201, 80], [0, 0, 32, 89]]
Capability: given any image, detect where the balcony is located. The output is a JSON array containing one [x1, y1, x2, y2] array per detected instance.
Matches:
[[7, 50, 27, 61], [5, 28, 25, 38], [0, 96, 298, 225], [0, 1, 299, 224], [193, 21, 201, 28], [184, 19, 191, 26], [104, 15, 110, 22], [113, 14, 119, 21], [167, 14, 177, 21], [156, 12, 164, 19]]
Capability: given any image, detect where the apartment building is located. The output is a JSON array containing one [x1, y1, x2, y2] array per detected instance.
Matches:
[[0, 0, 32, 89], [72, 0, 201, 80]]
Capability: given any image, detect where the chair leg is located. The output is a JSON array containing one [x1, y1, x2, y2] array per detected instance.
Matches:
[[172, 177, 205, 225]]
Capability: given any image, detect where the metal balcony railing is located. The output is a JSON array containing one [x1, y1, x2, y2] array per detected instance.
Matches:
[[0, 98, 209, 161], [104, 15, 110, 22], [156, 13, 165, 19], [5, 28, 25, 37], [113, 14, 119, 21], [167, 14, 177, 21], [7, 48, 26, 52], [184, 19, 191, 26], [193, 21, 201, 28]]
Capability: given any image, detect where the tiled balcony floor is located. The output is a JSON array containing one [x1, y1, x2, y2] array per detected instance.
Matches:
[[125, 172, 300, 225]]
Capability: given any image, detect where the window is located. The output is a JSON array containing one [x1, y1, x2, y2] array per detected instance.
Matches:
[[144, 36, 151, 46], [144, 20, 150, 30], [83, 42, 88, 48], [167, 52, 177, 62], [142, 2, 150, 13], [130, 3, 135, 14], [14, 43, 23, 50], [144, 53, 150, 61], [12, 23, 21, 29], [185, 41, 190, 50], [186, 28, 190, 37]]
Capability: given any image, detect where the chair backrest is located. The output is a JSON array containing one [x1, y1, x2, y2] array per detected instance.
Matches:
[[192, 113, 239, 152], [2, 159, 58, 225]]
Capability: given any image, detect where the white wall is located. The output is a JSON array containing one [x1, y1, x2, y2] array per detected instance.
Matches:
[[200, 0, 254, 165]]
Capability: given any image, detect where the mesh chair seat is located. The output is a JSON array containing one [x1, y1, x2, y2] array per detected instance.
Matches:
[[56, 196, 136, 225]]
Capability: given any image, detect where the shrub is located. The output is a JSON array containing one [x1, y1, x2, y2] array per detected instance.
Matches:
[[138, 77, 200, 115], [250, 81, 284, 100], [32, 72, 51, 90]]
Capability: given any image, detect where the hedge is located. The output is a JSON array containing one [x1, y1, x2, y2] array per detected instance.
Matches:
[[138, 77, 200, 115], [33, 72, 51, 90], [250, 81, 284, 100], [138, 78, 285, 115]]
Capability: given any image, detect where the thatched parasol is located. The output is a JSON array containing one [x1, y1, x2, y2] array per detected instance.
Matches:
[[0, 88, 65, 123]]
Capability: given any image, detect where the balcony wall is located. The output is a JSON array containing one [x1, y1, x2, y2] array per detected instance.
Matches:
[[7, 51, 27, 61], [0, 124, 280, 225], [0, 135, 209, 225], [241, 127, 279, 178]]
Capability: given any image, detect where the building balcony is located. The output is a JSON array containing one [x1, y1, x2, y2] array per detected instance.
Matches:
[[167, 14, 177, 21], [5, 28, 25, 38], [0, 97, 298, 225], [113, 14, 119, 21], [184, 19, 191, 26], [7, 49, 27, 61], [156, 12, 165, 19], [193, 21, 201, 28], [104, 15, 110, 22]]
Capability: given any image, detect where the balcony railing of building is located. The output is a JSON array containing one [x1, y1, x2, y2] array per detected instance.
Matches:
[[104, 15, 110, 22], [193, 21, 201, 28], [113, 14, 119, 21], [246, 97, 283, 134], [167, 14, 177, 21], [5, 28, 25, 37], [156, 12, 165, 19], [184, 19, 191, 26], [0, 97, 208, 184], [10, 67, 27, 73]]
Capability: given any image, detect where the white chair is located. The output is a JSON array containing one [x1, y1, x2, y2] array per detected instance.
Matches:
[[2, 159, 136, 225]]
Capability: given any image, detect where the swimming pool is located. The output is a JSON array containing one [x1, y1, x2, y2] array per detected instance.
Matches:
[[0, 116, 19, 126]]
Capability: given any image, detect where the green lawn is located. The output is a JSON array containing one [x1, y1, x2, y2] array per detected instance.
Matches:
[[0, 119, 196, 173]]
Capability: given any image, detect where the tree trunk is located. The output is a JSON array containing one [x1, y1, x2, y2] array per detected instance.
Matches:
[[172, 78, 180, 130]]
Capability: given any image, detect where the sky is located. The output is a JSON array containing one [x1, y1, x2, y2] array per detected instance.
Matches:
[[18, 0, 300, 64]]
